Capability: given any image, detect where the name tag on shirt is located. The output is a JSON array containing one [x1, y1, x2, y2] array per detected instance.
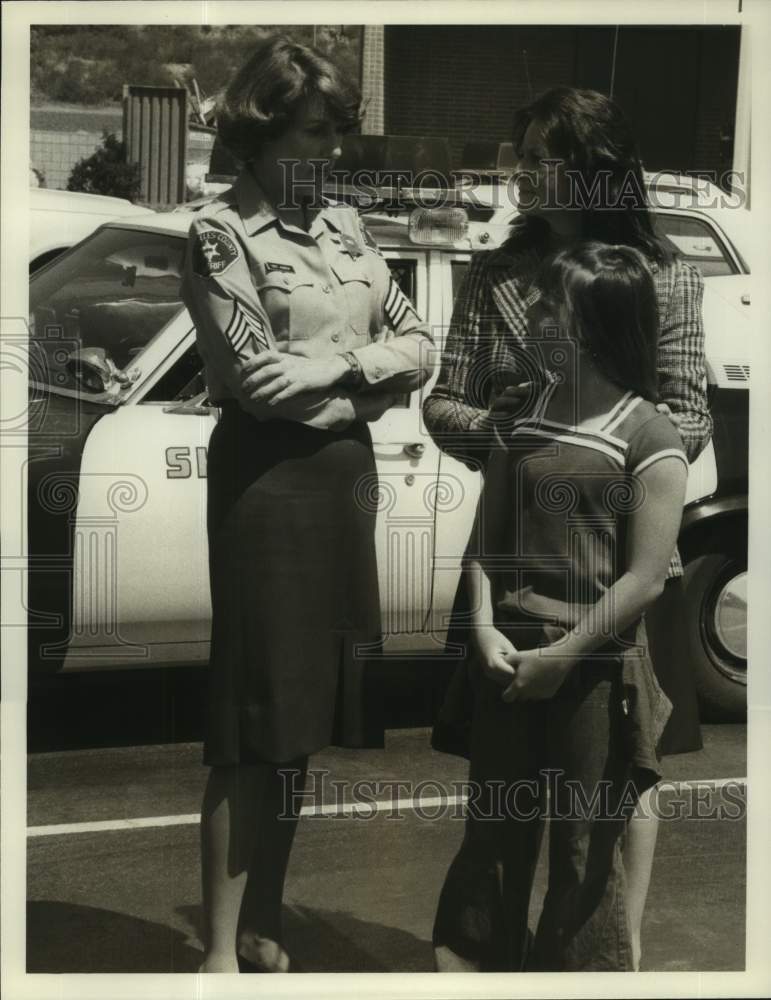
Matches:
[[265, 262, 296, 274]]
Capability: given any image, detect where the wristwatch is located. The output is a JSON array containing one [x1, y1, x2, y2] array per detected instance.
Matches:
[[339, 350, 365, 389]]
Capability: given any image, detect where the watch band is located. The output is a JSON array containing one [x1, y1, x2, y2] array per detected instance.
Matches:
[[340, 350, 364, 389]]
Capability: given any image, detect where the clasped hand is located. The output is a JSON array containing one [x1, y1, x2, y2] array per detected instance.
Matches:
[[475, 628, 574, 702], [240, 350, 346, 404]]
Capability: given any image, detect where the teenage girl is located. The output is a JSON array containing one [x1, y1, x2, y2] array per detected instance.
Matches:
[[432, 242, 688, 972]]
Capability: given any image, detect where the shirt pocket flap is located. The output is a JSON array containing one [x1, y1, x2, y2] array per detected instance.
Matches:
[[330, 257, 373, 287]]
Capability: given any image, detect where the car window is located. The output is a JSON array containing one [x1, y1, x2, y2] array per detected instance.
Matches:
[[451, 260, 470, 301], [386, 258, 417, 409], [29, 227, 186, 395], [656, 214, 738, 278], [142, 342, 207, 403]]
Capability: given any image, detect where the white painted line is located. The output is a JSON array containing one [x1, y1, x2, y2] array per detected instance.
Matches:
[[26, 778, 747, 839], [26, 795, 470, 837], [658, 776, 747, 793], [27, 813, 202, 837]]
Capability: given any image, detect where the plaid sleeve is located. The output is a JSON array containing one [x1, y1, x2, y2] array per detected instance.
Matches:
[[422, 253, 500, 469], [656, 260, 713, 464]]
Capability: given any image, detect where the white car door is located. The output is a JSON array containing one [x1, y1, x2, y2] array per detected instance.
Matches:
[[65, 252, 442, 667], [63, 323, 217, 670], [368, 251, 443, 653]]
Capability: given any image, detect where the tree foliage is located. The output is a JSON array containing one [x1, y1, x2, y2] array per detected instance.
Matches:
[[31, 25, 362, 106], [67, 132, 142, 201]]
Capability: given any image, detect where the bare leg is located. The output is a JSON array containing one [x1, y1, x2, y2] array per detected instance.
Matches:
[[237, 756, 308, 971], [199, 763, 271, 972], [623, 787, 660, 971]]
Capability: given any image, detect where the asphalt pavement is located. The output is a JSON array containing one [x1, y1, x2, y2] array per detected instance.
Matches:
[[26, 710, 746, 974]]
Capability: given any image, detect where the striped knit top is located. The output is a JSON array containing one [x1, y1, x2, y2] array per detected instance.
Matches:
[[490, 388, 688, 642]]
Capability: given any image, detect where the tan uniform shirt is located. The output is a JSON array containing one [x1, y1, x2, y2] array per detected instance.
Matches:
[[181, 168, 434, 422]]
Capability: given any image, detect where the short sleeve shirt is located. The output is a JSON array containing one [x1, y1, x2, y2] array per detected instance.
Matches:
[[180, 168, 433, 405], [491, 390, 688, 638]]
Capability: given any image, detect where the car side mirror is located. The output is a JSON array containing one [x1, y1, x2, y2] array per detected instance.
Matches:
[[65, 346, 122, 394]]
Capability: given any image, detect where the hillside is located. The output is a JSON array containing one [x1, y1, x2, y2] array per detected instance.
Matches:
[[31, 25, 362, 108]]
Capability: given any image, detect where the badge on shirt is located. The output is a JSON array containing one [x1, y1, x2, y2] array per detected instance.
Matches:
[[192, 230, 240, 278], [340, 233, 364, 259]]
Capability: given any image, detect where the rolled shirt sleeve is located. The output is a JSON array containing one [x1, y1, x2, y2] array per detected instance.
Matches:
[[655, 259, 713, 464], [422, 253, 499, 469]]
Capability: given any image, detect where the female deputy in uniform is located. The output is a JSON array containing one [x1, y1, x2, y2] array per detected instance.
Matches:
[[181, 35, 434, 973]]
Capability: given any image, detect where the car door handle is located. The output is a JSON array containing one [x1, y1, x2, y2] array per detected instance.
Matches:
[[372, 442, 426, 459]]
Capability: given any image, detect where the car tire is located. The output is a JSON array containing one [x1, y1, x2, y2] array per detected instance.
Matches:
[[682, 547, 747, 722]]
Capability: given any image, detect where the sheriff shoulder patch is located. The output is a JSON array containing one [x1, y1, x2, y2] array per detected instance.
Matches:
[[192, 229, 240, 278]]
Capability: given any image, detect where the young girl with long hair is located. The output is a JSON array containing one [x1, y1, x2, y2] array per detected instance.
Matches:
[[432, 242, 688, 971]]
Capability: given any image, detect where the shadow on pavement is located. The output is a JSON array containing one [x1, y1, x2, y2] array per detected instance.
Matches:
[[283, 903, 431, 972], [27, 901, 202, 972], [172, 901, 430, 973]]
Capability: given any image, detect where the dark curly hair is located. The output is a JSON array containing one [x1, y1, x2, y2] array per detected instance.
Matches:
[[511, 87, 674, 264], [535, 241, 661, 402], [216, 34, 362, 163]]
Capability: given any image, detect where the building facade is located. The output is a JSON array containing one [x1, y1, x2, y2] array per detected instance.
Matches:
[[384, 24, 741, 182]]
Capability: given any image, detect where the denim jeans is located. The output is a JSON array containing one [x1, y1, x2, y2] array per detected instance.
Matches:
[[433, 654, 635, 972]]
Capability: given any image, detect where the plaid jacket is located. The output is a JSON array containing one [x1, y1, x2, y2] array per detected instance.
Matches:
[[423, 241, 713, 576]]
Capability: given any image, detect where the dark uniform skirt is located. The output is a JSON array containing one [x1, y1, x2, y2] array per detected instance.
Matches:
[[204, 402, 383, 765]]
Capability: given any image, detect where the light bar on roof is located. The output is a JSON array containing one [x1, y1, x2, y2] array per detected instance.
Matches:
[[408, 207, 469, 245]]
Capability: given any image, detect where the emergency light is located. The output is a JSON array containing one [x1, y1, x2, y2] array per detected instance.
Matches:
[[408, 207, 469, 245]]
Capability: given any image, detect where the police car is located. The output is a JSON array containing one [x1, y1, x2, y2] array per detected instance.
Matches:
[[26, 185, 750, 720], [29, 187, 150, 274]]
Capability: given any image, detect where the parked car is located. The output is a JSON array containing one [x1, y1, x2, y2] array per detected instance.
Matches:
[[25, 189, 750, 719], [29, 187, 152, 274]]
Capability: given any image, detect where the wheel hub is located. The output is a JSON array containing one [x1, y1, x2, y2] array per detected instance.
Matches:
[[709, 570, 747, 682]]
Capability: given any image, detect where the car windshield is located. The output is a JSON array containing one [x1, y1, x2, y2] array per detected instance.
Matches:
[[29, 225, 186, 397]]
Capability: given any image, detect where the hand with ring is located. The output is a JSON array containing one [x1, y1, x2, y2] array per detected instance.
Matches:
[[240, 351, 349, 404]]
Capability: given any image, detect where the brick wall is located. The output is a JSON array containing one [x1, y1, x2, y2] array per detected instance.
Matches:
[[383, 24, 740, 181], [361, 25, 385, 134], [384, 25, 577, 167], [693, 27, 741, 184]]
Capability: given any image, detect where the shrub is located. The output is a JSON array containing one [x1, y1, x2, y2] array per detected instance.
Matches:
[[67, 132, 141, 201]]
